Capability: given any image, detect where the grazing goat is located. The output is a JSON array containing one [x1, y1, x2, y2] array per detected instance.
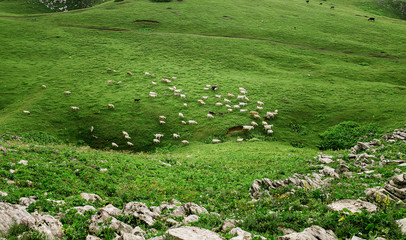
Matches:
[[112, 143, 118, 147], [198, 100, 206, 105], [181, 121, 187, 124], [64, 91, 71, 94], [41, 85, 46, 88], [257, 101, 264, 105], [155, 134, 164, 139], [251, 121, 258, 126], [226, 104, 231, 108], [203, 87, 209, 91], [180, 94, 186, 99], [71, 106, 79, 111], [149, 92, 157, 98], [159, 120, 166, 124], [207, 113, 214, 119], [239, 102, 247, 106], [218, 112, 224, 116], [240, 109, 248, 112], [257, 106, 263, 111], [212, 139, 221, 144], [153, 139, 160, 143], [122, 131, 129, 135], [224, 98, 231, 103], [182, 140, 189, 144], [205, 85, 211, 88], [107, 80, 114, 84], [90, 126, 94, 132], [125, 135, 131, 139], [188, 120, 198, 125], [127, 142, 134, 146], [237, 95, 245, 100], [227, 109, 233, 113], [179, 113, 184, 118], [183, 103, 188, 108], [237, 138, 244, 142], [264, 124, 274, 130], [117, 81, 122, 85], [250, 111, 258, 115], [127, 71, 133, 76], [108, 104, 115, 109], [253, 114, 261, 119], [159, 116, 166, 120], [145, 72, 150, 75], [216, 102, 223, 106], [262, 121, 268, 126], [173, 133, 180, 139], [233, 105, 241, 109], [208, 111, 215, 115], [202, 96, 208, 100], [227, 93, 235, 98], [267, 130, 274, 135], [212, 85, 218, 91], [23, 110, 30, 115], [215, 95, 222, 98], [152, 81, 157, 85]]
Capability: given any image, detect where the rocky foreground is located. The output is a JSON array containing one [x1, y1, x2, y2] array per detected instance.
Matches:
[[1, 127, 406, 239]]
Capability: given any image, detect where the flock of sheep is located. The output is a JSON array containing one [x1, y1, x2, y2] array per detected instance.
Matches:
[[24, 70, 278, 149]]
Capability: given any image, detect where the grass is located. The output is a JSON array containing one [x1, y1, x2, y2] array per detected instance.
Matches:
[[0, 0, 405, 151]]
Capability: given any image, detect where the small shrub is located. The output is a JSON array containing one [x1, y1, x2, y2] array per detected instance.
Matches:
[[318, 121, 381, 150], [22, 131, 62, 145]]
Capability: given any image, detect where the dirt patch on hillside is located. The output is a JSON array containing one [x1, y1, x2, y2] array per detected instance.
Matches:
[[134, 20, 160, 23], [226, 126, 244, 136]]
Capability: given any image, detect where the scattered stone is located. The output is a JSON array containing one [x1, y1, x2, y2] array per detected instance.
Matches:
[[321, 166, 339, 178], [351, 140, 380, 154], [382, 128, 406, 143], [166, 226, 225, 240], [110, 217, 133, 235], [89, 205, 123, 234], [80, 193, 102, 201], [72, 205, 96, 215], [123, 202, 159, 226], [19, 196, 38, 206], [101, 204, 122, 216], [9, 169, 15, 173], [278, 227, 296, 235], [277, 225, 337, 240], [171, 199, 182, 205], [166, 218, 179, 226], [171, 202, 208, 217], [350, 236, 365, 240], [183, 215, 200, 224], [132, 226, 146, 237], [46, 199, 65, 205], [119, 232, 145, 240], [328, 199, 377, 213], [100, 168, 108, 172], [229, 227, 252, 240], [222, 219, 243, 232], [0, 191, 7, 197], [315, 154, 334, 164], [148, 236, 165, 240]]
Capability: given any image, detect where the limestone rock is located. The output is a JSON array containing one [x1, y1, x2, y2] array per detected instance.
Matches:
[[72, 205, 96, 215], [89, 205, 121, 234], [101, 204, 122, 216], [222, 219, 243, 232], [366, 174, 406, 203], [123, 202, 159, 226], [0, 191, 7, 197], [171, 202, 208, 217], [350, 236, 365, 240], [19, 196, 38, 206], [183, 215, 199, 224], [18, 160, 28, 165], [327, 199, 377, 213], [277, 225, 337, 240], [148, 236, 165, 240], [396, 218, 406, 234], [229, 227, 252, 240], [32, 213, 64, 240], [86, 235, 102, 240], [132, 226, 146, 237], [110, 217, 133, 235], [321, 166, 339, 178], [80, 193, 102, 201], [315, 154, 334, 164], [0, 202, 36, 234], [166, 226, 225, 240], [119, 232, 145, 240]]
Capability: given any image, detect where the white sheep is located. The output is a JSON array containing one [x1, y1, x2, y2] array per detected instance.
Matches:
[[145, 72, 150, 75], [179, 113, 184, 118], [181, 120, 187, 124], [262, 121, 268, 126], [149, 92, 157, 98], [153, 139, 160, 143], [159, 120, 166, 124], [227, 93, 235, 98], [237, 95, 245, 100], [207, 113, 214, 118], [125, 135, 131, 139], [239, 102, 247, 106], [188, 120, 198, 125], [265, 112, 274, 119], [182, 140, 189, 144], [169, 87, 174, 91], [253, 114, 261, 119], [215, 102, 223, 106], [215, 94, 222, 98], [174, 89, 182, 93], [122, 131, 129, 135], [159, 116, 166, 120], [180, 94, 186, 99], [212, 139, 221, 144], [202, 96, 208, 100], [233, 105, 241, 109], [251, 121, 258, 126], [240, 109, 248, 112], [71, 106, 79, 111], [127, 142, 134, 146], [227, 109, 233, 113], [257, 101, 264, 105], [225, 104, 231, 108], [64, 91, 71, 94], [184, 103, 188, 108], [23, 110, 30, 115], [112, 142, 118, 147], [198, 100, 206, 105], [173, 133, 180, 139], [240, 90, 247, 95], [243, 125, 254, 131], [127, 71, 133, 76], [152, 81, 157, 85], [267, 129, 274, 135], [174, 92, 180, 96], [172, 77, 177, 80], [256, 106, 263, 111], [250, 111, 258, 115], [90, 126, 94, 132], [245, 96, 250, 101], [264, 124, 274, 130], [117, 81, 122, 85], [107, 80, 114, 84], [154, 134, 164, 139], [108, 104, 115, 109], [237, 138, 244, 142], [41, 85, 46, 88], [205, 84, 211, 88], [224, 98, 231, 103], [203, 87, 209, 91]]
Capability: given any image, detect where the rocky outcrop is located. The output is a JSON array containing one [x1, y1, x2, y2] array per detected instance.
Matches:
[[0, 202, 36, 233], [315, 154, 334, 164], [396, 218, 406, 234], [327, 199, 377, 213], [182, 215, 199, 224], [19, 196, 38, 206], [72, 205, 96, 215], [382, 128, 406, 143], [277, 225, 337, 240], [350, 140, 381, 154], [89, 204, 122, 234], [365, 173, 406, 202], [229, 227, 252, 240], [166, 226, 225, 240], [123, 202, 159, 226], [31, 213, 64, 240]]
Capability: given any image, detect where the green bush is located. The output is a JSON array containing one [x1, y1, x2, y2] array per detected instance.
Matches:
[[22, 131, 62, 145], [318, 121, 381, 150]]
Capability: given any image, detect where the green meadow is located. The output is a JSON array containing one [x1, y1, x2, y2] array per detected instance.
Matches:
[[0, 0, 406, 239]]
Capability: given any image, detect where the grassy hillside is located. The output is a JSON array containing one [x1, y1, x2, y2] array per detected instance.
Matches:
[[0, 0, 405, 151]]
